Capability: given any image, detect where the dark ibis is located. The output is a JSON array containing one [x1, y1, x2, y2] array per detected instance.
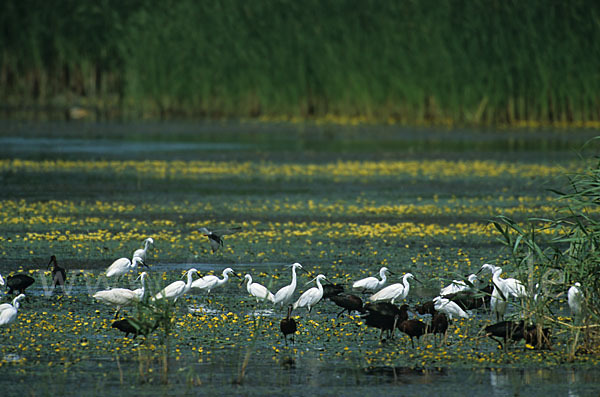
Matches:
[[111, 317, 157, 339], [415, 300, 436, 315], [6, 274, 35, 294], [280, 305, 297, 345], [321, 283, 345, 300], [199, 226, 241, 253], [524, 325, 552, 350], [362, 303, 409, 340], [329, 293, 364, 317], [397, 319, 427, 348], [47, 255, 66, 289], [430, 311, 449, 345], [111, 318, 139, 338], [483, 320, 525, 349]]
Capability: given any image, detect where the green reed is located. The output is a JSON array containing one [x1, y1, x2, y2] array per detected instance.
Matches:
[[1, 0, 599, 124]]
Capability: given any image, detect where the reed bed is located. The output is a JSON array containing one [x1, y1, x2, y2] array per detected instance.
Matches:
[[1, 0, 599, 125]]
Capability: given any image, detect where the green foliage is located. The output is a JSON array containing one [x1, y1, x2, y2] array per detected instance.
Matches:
[[1, 0, 600, 123], [491, 143, 600, 351]]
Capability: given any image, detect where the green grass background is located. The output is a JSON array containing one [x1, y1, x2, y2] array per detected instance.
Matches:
[[1, 0, 599, 124]]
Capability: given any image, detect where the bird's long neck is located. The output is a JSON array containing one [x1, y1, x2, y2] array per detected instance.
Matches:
[[315, 277, 323, 292], [290, 267, 297, 287], [379, 271, 387, 285], [403, 276, 410, 294], [139, 275, 146, 298], [219, 272, 229, 285], [185, 271, 195, 288], [246, 276, 253, 293], [287, 305, 293, 319]]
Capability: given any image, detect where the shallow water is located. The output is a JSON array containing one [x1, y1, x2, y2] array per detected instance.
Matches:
[[2, 122, 600, 395]]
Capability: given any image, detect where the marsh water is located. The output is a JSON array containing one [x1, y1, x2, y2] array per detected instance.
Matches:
[[1, 121, 600, 396]]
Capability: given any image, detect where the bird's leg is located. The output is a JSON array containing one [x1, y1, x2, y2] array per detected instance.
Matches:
[[114, 307, 121, 319], [336, 309, 346, 318], [411, 337, 415, 349]]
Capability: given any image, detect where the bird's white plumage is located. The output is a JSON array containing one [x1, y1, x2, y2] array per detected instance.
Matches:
[[369, 273, 416, 304], [481, 263, 527, 299], [93, 272, 148, 309], [274, 263, 303, 307], [293, 274, 326, 312], [433, 296, 470, 319], [0, 273, 4, 286], [191, 267, 235, 293], [244, 274, 275, 303], [352, 266, 390, 293], [133, 237, 154, 262], [154, 268, 198, 301], [106, 257, 144, 278], [440, 274, 479, 296], [0, 294, 25, 326], [568, 282, 583, 319]]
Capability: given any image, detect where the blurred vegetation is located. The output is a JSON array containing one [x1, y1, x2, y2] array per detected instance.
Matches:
[[1, 0, 599, 125]]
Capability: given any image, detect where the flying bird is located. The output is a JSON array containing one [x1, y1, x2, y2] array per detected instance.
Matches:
[[199, 226, 241, 253]]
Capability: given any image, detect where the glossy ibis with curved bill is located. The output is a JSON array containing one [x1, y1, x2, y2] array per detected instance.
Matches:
[[321, 282, 345, 300], [280, 304, 297, 345], [397, 319, 428, 348], [430, 311, 449, 346], [199, 226, 241, 253], [415, 300, 436, 315], [6, 274, 35, 295], [111, 317, 158, 339], [329, 293, 364, 317], [361, 302, 409, 340], [483, 320, 525, 349], [47, 255, 66, 289]]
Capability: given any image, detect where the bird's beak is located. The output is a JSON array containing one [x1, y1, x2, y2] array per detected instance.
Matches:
[[233, 273, 242, 280], [475, 267, 485, 275], [299, 267, 311, 276], [413, 276, 423, 285], [47, 257, 53, 269]]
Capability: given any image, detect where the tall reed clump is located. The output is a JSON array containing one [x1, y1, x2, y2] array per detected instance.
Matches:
[[491, 141, 600, 356], [2, 0, 600, 124]]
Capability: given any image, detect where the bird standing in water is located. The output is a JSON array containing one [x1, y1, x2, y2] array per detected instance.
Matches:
[[280, 304, 297, 345], [47, 255, 67, 290]]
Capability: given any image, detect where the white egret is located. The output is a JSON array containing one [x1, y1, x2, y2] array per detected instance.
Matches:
[[478, 264, 509, 320], [352, 266, 391, 293], [369, 273, 418, 304], [480, 264, 527, 298], [132, 237, 154, 262], [93, 272, 149, 317], [243, 274, 275, 303], [433, 296, 470, 319], [568, 282, 583, 320], [273, 263, 304, 307], [293, 274, 327, 312], [191, 267, 239, 294], [0, 294, 26, 326], [153, 268, 199, 302], [106, 256, 147, 280], [440, 274, 479, 296], [199, 226, 241, 253]]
